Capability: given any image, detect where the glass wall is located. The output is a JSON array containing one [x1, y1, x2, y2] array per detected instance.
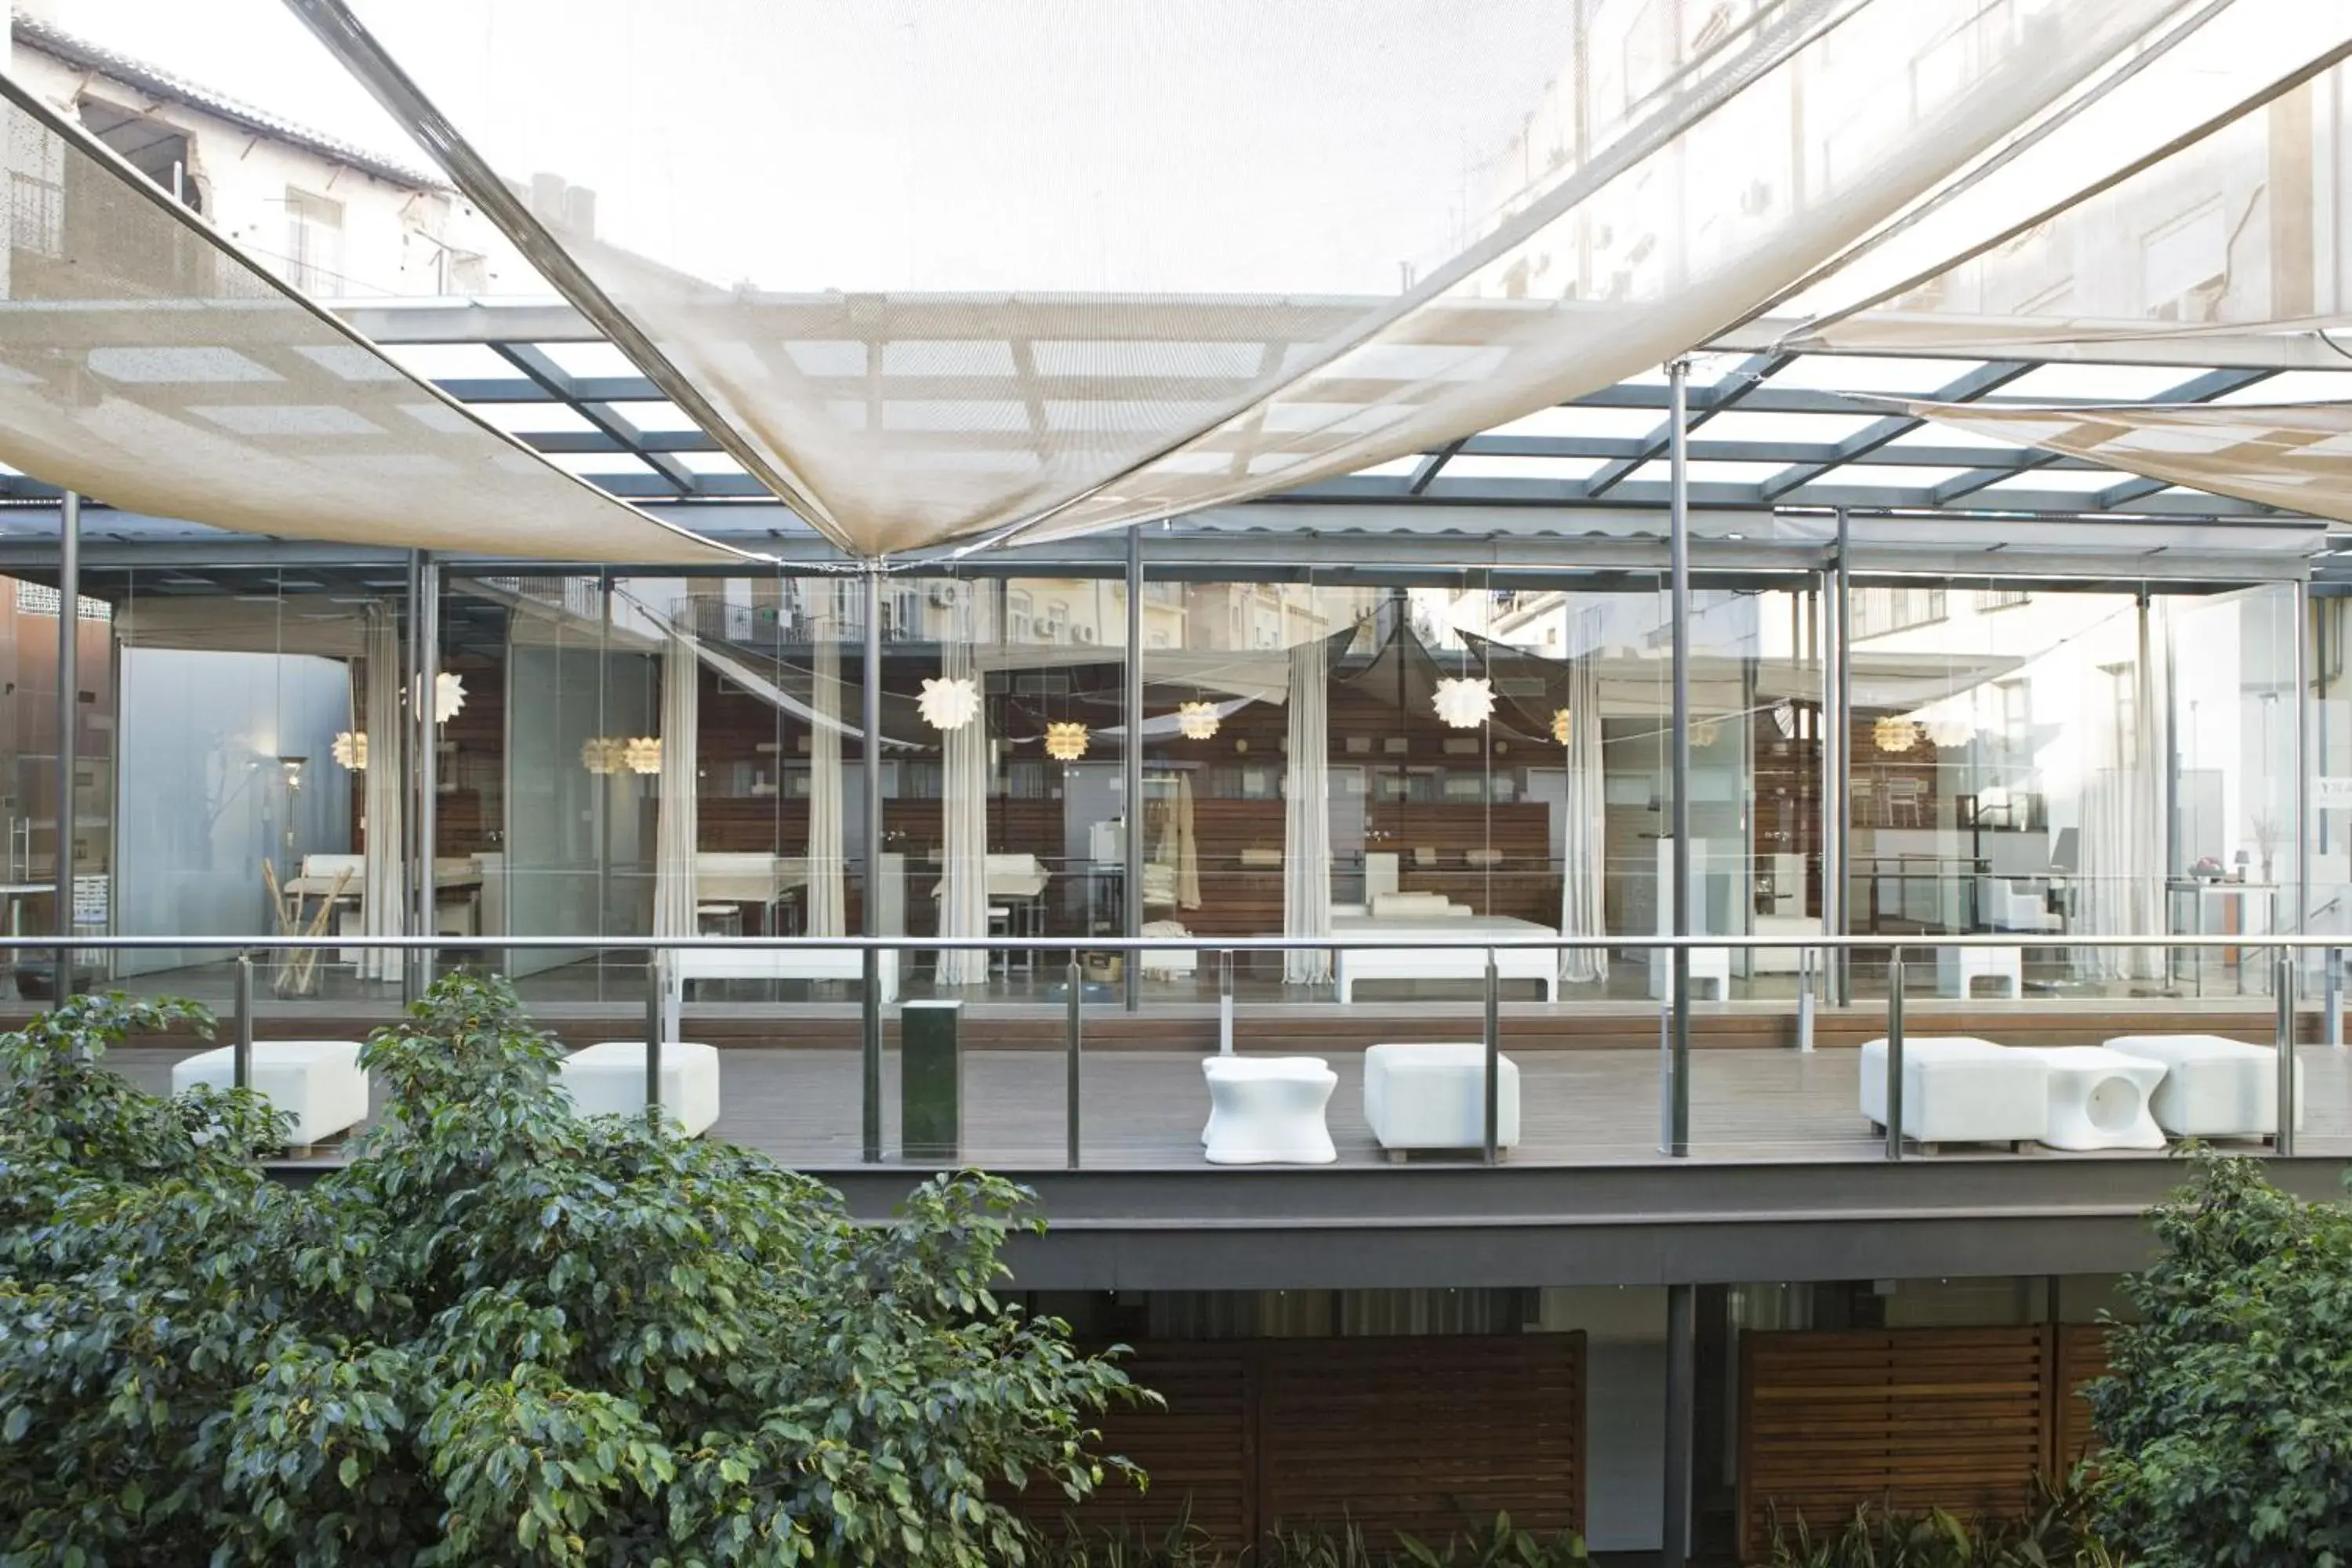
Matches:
[[0, 559, 2310, 1018]]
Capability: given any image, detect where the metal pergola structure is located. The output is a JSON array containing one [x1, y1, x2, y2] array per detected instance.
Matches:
[[7, 296, 2347, 537]]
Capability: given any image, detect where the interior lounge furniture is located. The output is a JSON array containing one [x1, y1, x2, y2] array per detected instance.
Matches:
[[1750, 913, 1822, 976], [1363, 1041, 1519, 1159], [1860, 1036, 2048, 1152], [561, 1040, 721, 1137], [692, 851, 808, 935], [1650, 945, 1733, 999], [172, 1040, 368, 1149], [1936, 944, 2022, 999], [2011, 1046, 2166, 1151], [1979, 877, 2063, 935], [293, 851, 487, 959], [1330, 892, 1560, 1004], [1140, 919, 1197, 979], [2104, 1033, 2303, 1140], [673, 944, 900, 1002], [1200, 1055, 1338, 1165]]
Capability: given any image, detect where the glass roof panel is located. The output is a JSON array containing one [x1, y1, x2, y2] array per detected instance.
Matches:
[[376, 342, 523, 383], [1619, 459, 1786, 486], [1696, 409, 1882, 445], [2212, 371, 2352, 404], [472, 401, 597, 436], [1768, 355, 1987, 396], [1440, 455, 1606, 480], [1882, 422, 2027, 451], [675, 452, 750, 474], [1975, 468, 2136, 495], [1992, 364, 2210, 401], [1346, 456, 1422, 478], [535, 342, 644, 379], [1810, 463, 1983, 488], [542, 452, 659, 479], [604, 401, 704, 433], [1488, 405, 1664, 440]]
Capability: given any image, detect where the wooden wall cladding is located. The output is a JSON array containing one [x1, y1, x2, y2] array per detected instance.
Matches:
[[1737, 1326, 2111, 1562], [1020, 1334, 1585, 1556]]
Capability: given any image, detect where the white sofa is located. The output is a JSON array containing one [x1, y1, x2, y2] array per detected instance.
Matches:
[[172, 1040, 368, 1147], [1330, 898, 1559, 1004], [1363, 1042, 1519, 1157], [1859, 1036, 2049, 1149], [1200, 1056, 1337, 1165], [561, 1040, 722, 1136], [2105, 1033, 2303, 1138]]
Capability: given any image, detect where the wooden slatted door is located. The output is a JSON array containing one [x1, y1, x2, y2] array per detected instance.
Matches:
[[2053, 1325, 2111, 1475], [1017, 1334, 1585, 1556], [1738, 1328, 2053, 1561], [1254, 1334, 1586, 1548]]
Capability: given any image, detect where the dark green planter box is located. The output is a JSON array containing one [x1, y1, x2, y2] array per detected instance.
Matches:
[[901, 1000, 962, 1163]]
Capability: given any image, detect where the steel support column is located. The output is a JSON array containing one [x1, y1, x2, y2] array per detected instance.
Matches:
[[2298, 576, 2314, 942], [1666, 358, 1692, 1158], [1123, 528, 1145, 1011], [52, 491, 77, 1002], [862, 564, 885, 1163], [405, 550, 439, 1001], [1828, 508, 1853, 1007], [1662, 1280, 1697, 1568]]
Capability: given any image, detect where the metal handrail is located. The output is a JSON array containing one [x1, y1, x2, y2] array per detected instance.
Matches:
[[16, 930, 2332, 1171]]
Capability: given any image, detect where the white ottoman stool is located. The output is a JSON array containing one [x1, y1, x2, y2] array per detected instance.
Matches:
[[171, 1040, 368, 1148], [1859, 1036, 2048, 1151], [2012, 1047, 2167, 1151], [2103, 1034, 2303, 1139], [1363, 1042, 1520, 1158], [1937, 946, 2023, 1000], [1200, 1056, 1337, 1165], [562, 1041, 722, 1136]]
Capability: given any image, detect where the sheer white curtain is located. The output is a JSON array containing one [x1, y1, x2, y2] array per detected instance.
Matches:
[[358, 604, 405, 983], [2078, 599, 2166, 981], [652, 630, 699, 943], [1283, 637, 1331, 986], [936, 590, 991, 986], [1559, 658, 1609, 985], [806, 583, 847, 938]]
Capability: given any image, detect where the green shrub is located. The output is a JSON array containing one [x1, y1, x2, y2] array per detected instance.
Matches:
[[2087, 1151, 2352, 1568], [1766, 1475, 2119, 1566], [0, 976, 1147, 1566]]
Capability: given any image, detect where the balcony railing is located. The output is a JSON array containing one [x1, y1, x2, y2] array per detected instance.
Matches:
[[11, 931, 2343, 1174]]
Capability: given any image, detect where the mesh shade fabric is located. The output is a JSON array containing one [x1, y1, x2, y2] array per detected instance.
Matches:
[[0, 76, 742, 565], [1886, 397, 2352, 523], [301, 0, 2187, 557], [1775, 2, 2352, 351]]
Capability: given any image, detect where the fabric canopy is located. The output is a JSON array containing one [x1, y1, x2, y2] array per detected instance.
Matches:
[[0, 73, 744, 565], [292, 0, 2198, 558], [1886, 397, 2352, 525]]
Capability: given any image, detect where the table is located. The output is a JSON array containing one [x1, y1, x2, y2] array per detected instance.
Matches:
[[2165, 880, 2277, 996]]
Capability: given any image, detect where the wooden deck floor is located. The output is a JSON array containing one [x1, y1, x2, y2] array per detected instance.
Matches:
[[104, 1043, 2352, 1173]]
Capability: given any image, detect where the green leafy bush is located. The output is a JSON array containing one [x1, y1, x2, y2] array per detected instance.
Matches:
[[1036, 1510, 1587, 1566], [2087, 1152, 2352, 1568], [1765, 1475, 2118, 1566], [0, 976, 1145, 1566]]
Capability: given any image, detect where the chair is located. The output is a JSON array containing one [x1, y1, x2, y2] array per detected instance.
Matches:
[[172, 1040, 368, 1148], [1859, 1036, 2049, 1152], [1979, 877, 2062, 934], [1363, 1043, 1519, 1158], [561, 1040, 722, 1137], [1200, 1056, 1337, 1164]]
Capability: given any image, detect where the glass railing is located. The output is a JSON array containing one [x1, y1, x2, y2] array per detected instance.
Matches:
[[6, 931, 2341, 1171]]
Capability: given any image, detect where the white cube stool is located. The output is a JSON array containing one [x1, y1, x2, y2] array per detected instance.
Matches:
[[562, 1041, 722, 1136], [1200, 1056, 1337, 1165], [1648, 947, 1731, 1001], [2103, 1034, 2303, 1139], [2011, 1046, 2167, 1151], [171, 1040, 368, 1148], [1859, 1036, 2048, 1150], [1363, 1042, 1520, 1158], [1937, 946, 2023, 1000]]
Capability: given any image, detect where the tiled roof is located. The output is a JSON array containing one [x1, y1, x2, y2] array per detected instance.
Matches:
[[9, 13, 447, 190]]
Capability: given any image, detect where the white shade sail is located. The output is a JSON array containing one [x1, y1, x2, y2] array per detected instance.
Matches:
[[289, 0, 2205, 558], [0, 74, 746, 565], [1887, 397, 2352, 524]]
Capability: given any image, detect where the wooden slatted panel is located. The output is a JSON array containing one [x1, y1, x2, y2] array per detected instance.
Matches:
[[2054, 1325, 2111, 1473], [1739, 1328, 2052, 1561], [1013, 1345, 1254, 1548], [1254, 1334, 1585, 1546]]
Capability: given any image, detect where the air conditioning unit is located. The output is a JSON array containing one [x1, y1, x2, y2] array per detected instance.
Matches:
[[1076, 625, 1097, 644], [1739, 180, 1772, 216], [928, 583, 958, 606]]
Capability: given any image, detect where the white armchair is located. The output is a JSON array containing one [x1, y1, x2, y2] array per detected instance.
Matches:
[[1979, 877, 2061, 934]]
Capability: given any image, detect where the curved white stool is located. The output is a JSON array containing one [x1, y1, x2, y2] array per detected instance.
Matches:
[[1200, 1056, 1338, 1165], [2016, 1046, 2166, 1151]]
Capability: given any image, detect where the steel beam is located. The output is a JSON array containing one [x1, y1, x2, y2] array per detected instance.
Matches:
[[53, 491, 77, 1001]]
